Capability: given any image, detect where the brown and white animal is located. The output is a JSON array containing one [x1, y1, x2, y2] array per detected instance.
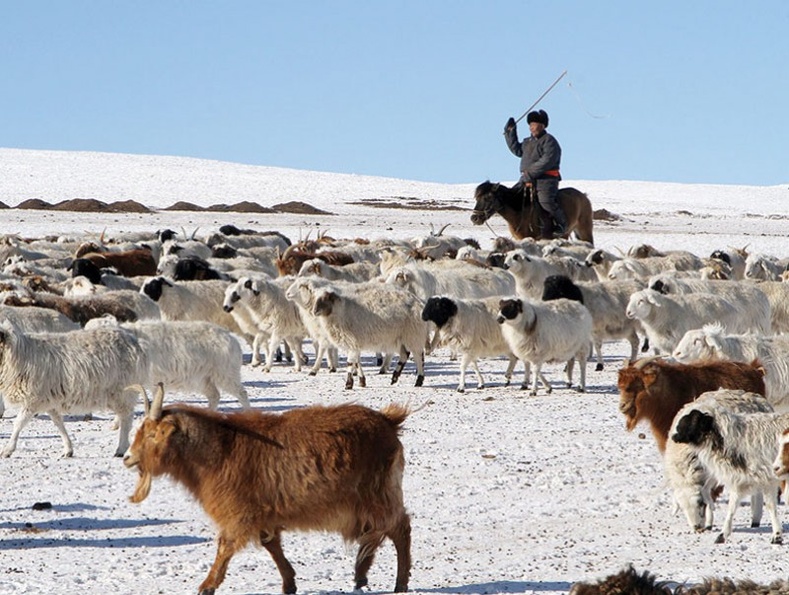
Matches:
[[617, 357, 767, 453], [124, 385, 411, 595]]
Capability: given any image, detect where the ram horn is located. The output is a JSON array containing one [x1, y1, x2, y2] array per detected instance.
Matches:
[[632, 355, 664, 369]]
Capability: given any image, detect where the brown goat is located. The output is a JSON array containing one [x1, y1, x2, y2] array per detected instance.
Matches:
[[275, 247, 354, 276], [570, 565, 789, 595], [2, 292, 138, 327], [124, 385, 411, 595], [81, 248, 157, 277], [617, 357, 766, 452]]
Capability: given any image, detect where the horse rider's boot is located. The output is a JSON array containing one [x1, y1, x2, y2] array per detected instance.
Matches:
[[540, 210, 554, 240], [551, 204, 568, 238]]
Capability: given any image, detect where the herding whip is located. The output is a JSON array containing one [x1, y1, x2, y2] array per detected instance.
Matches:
[[506, 70, 568, 131]]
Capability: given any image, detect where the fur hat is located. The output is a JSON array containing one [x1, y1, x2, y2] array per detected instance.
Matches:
[[526, 109, 549, 127]]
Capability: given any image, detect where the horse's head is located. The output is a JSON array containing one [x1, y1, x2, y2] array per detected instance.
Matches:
[[470, 181, 502, 225]]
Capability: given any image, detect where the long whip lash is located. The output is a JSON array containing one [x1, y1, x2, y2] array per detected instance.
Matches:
[[509, 70, 568, 128]]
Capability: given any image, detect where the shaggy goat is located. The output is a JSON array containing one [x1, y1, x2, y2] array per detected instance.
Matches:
[[0, 320, 148, 457], [672, 392, 789, 544], [124, 385, 411, 594]]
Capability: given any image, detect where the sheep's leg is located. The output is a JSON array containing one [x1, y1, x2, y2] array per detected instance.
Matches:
[[328, 346, 339, 373], [235, 385, 251, 409], [702, 477, 717, 531], [457, 354, 469, 393], [503, 355, 517, 387], [716, 487, 744, 543], [413, 348, 424, 387], [263, 335, 277, 373], [345, 352, 361, 389], [593, 339, 604, 371], [565, 357, 575, 388], [48, 410, 74, 458], [529, 363, 545, 396], [577, 349, 588, 392], [113, 408, 134, 457], [391, 347, 408, 385], [250, 332, 264, 367], [388, 513, 412, 593], [379, 353, 393, 375], [627, 330, 640, 362], [288, 337, 305, 372], [0, 395, 5, 418], [763, 487, 783, 544], [354, 532, 386, 591], [261, 531, 297, 595], [519, 360, 531, 391], [203, 383, 222, 409], [309, 340, 326, 376], [198, 534, 241, 595], [0, 407, 35, 458], [751, 491, 764, 527]]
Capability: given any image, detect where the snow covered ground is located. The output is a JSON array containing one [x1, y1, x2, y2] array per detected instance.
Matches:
[[1, 148, 788, 594]]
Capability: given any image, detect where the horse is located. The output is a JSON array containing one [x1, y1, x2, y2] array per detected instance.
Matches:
[[470, 180, 594, 245]]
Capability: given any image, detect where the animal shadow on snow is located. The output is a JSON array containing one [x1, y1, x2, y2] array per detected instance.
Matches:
[[418, 579, 573, 593]]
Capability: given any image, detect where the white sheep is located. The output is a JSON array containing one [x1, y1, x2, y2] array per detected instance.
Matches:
[[504, 250, 595, 299], [496, 297, 593, 395], [0, 320, 148, 457], [647, 274, 771, 335], [583, 248, 623, 282], [386, 260, 514, 301], [421, 295, 518, 392], [541, 275, 643, 370], [672, 324, 789, 410], [310, 281, 429, 389], [284, 277, 341, 375], [671, 390, 789, 544], [139, 277, 252, 341], [664, 389, 773, 533], [222, 276, 307, 372], [748, 280, 789, 334], [606, 252, 705, 281], [744, 253, 788, 281], [625, 288, 764, 355]]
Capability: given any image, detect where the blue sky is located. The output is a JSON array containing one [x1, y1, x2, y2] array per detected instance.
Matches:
[[2, 1, 787, 185]]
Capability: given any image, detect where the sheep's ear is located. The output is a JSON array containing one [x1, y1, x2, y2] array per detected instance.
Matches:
[[706, 332, 723, 354], [645, 291, 660, 306]]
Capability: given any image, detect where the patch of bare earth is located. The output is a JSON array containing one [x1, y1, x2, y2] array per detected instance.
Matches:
[[350, 196, 466, 211], [271, 201, 333, 215]]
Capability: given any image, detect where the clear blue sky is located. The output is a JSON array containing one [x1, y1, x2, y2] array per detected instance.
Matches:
[[2, 1, 787, 185]]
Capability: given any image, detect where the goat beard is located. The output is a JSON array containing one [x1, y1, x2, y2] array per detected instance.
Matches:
[[129, 472, 152, 503]]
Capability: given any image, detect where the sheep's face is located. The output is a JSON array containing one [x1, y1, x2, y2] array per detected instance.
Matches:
[[672, 331, 709, 362], [496, 298, 522, 325], [773, 430, 789, 478], [502, 250, 529, 273], [671, 409, 716, 446], [124, 415, 178, 503], [625, 292, 652, 320]]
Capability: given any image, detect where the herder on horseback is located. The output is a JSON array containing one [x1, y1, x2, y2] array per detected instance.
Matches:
[[503, 109, 568, 239]]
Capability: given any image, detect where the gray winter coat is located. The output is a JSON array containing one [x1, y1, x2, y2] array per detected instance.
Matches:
[[505, 126, 562, 181]]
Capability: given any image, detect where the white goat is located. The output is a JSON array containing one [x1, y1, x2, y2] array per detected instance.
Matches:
[[284, 277, 342, 375], [607, 253, 705, 281], [671, 391, 789, 544], [744, 253, 788, 281], [421, 295, 518, 392], [222, 276, 307, 372], [496, 297, 593, 395], [665, 389, 773, 533], [88, 319, 249, 409], [625, 288, 765, 355], [748, 280, 789, 334], [310, 281, 429, 389], [0, 320, 148, 457], [672, 324, 789, 410], [386, 260, 514, 301]]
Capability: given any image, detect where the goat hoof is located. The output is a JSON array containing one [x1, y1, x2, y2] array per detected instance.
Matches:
[[595, 363, 603, 371], [415, 375, 424, 387], [456, 387, 465, 393], [714, 533, 726, 544], [199, 589, 216, 595], [376, 357, 384, 366], [772, 534, 783, 545], [359, 377, 367, 388], [308, 371, 317, 377], [344, 374, 354, 390], [752, 521, 761, 528], [519, 384, 528, 391]]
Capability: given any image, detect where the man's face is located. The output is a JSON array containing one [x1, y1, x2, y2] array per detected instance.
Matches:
[[529, 121, 545, 136]]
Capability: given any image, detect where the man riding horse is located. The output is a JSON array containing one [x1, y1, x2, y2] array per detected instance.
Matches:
[[504, 109, 568, 239]]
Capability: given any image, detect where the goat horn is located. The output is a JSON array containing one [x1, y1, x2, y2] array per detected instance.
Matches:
[[150, 382, 165, 420], [191, 227, 199, 241], [99, 228, 107, 245], [125, 384, 151, 416], [632, 355, 663, 369], [436, 223, 450, 236]]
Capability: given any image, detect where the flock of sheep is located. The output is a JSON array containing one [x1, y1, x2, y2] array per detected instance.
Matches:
[[3, 223, 789, 592]]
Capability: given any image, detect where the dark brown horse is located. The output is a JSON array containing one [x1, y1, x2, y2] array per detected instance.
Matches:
[[470, 181, 594, 244]]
